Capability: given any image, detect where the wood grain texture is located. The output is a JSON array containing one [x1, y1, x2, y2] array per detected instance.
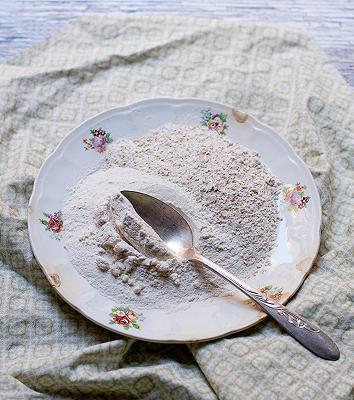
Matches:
[[0, 0, 353, 87]]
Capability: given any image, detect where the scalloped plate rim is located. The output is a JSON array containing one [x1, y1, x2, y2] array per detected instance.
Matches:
[[28, 97, 321, 342]]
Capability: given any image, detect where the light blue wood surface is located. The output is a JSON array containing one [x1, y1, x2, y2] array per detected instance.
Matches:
[[0, 1, 353, 87]]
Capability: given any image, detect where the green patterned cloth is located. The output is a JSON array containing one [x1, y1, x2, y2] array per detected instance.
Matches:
[[0, 14, 353, 399]]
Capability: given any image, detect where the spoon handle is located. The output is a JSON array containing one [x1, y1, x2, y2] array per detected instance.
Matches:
[[193, 253, 339, 361]]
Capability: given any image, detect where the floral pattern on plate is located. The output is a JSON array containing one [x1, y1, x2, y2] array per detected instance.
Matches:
[[40, 211, 63, 238], [109, 306, 142, 330], [83, 128, 113, 153], [201, 109, 228, 135], [283, 183, 310, 211], [244, 285, 287, 310]]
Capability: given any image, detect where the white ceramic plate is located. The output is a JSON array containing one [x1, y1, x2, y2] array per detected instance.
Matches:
[[28, 98, 321, 342]]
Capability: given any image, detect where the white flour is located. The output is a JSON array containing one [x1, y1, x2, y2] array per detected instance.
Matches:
[[63, 125, 281, 309]]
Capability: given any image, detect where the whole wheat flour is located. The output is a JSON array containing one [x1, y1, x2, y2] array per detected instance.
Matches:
[[62, 125, 281, 309]]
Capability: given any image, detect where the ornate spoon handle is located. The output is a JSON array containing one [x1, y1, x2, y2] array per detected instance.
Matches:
[[193, 253, 340, 361]]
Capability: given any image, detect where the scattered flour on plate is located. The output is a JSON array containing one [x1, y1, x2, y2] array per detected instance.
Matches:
[[62, 124, 281, 309]]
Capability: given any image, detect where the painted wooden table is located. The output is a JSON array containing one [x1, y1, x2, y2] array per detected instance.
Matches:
[[0, 0, 353, 87]]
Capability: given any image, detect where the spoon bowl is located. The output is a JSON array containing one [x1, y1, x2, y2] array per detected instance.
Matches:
[[121, 190, 195, 257]]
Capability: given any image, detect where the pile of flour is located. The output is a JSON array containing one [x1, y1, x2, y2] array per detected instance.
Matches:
[[63, 124, 281, 309]]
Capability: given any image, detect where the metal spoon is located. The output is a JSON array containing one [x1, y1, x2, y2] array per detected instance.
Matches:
[[121, 190, 340, 360]]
